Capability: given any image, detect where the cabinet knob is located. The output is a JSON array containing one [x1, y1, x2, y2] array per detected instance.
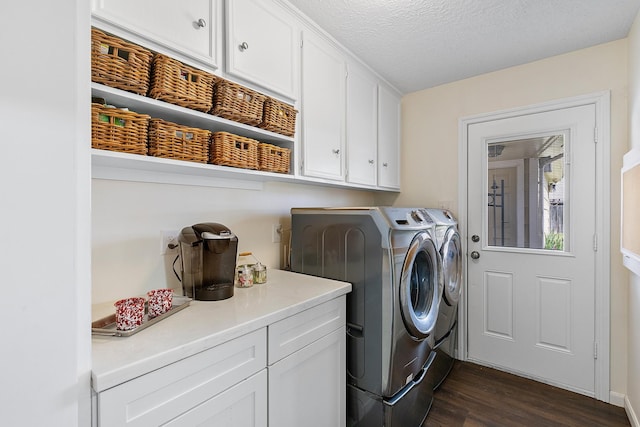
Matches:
[[368, 159, 374, 165], [196, 18, 207, 28], [239, 42, 249, 52], [332, 149, 340, 155], [382, 162, 388, 167]]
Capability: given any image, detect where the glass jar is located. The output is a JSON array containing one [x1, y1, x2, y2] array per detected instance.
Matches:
[[253, 261, 267, 284], [235, 252, 255, 288]]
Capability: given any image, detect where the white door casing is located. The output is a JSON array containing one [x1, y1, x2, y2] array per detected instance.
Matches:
[[457, 92, 611, 402]]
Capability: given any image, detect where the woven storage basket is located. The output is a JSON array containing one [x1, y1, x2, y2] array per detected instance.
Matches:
[[149, 54, 216, 112], [210, 132, 259, 170], [148, 119, 211, 163], [258, 98, 297, 137], [258, 143, 291, 174], [211, 80, 267, 126], [91, 103, 150, 155], [91, 28, 152, 96]]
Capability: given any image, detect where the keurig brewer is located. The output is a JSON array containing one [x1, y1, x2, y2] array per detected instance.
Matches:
[[178, 223, 238, 301]]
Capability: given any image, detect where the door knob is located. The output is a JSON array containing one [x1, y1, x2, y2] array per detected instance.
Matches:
[[472, 234, 480, 242], [470, 251, 480, 259]]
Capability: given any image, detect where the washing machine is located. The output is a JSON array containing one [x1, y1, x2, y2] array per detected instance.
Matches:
[[290, 207, 443, 427], [423, 208, 462, 390]]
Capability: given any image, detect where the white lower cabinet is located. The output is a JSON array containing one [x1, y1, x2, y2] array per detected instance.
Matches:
[[268, 296, 346, 427], [97, 329, 267, 426], [94, 297, 346, 427], [269, 328, 346, 427]]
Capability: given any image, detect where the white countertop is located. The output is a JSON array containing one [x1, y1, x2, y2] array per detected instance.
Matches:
[[91, 269, 351, 392]]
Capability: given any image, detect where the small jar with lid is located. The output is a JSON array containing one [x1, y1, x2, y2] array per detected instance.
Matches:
[[235, 252, 255, 288], [253, 261, 267, 284]]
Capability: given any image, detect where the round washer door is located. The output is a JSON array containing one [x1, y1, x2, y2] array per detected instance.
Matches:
[[441, 227, 462, 306], [399, 231, 443, 340]]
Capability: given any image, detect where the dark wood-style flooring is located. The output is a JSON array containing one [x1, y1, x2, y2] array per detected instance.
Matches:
[[424, 361, 630, 426]]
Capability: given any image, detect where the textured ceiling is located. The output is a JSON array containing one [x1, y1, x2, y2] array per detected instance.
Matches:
[[286, 0, 640, 94]]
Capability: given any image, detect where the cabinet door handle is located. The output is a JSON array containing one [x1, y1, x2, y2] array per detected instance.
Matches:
[[239, 42, 249, 51], [196, 18, 207, 28]]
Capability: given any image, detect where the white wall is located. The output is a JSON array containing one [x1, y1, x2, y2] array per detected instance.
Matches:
[[92, 179, 375, 304], [400, 40, 629, 401], [0, 0, 92, 425], [626, 10, 640, 426]]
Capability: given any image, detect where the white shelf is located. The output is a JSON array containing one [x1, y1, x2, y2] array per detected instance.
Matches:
[[92, 149, 296, 190]]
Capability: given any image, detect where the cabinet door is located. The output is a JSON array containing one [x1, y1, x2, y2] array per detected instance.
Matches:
[[91, 0, 220, 69], [269, 327, 346, 427], [225, 0, 297, 99], [164, 370, 267, 427], [346, 63, 378, 186], [301, 31, 346, 181], [377, 85, 401, 189]]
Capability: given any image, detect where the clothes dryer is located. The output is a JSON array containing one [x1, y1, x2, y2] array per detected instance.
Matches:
[[290, 207, 443, 427], [423, 208, 462, 390]]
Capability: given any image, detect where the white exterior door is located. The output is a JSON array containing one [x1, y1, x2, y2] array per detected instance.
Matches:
[[466, 103, 599, 396]]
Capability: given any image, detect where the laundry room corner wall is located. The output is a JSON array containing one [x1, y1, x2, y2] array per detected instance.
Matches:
[[399, 39, 629, 402], [626, 9, 640, 425]]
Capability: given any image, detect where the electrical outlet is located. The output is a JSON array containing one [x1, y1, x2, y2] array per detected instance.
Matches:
[[161, 230, 180, 255], [272, 224, 283, 243]]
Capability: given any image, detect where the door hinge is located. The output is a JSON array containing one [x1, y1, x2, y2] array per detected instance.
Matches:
[[594, 342, 598, 359], [594, 127, 598, 143], [593, 233, 598, 251]]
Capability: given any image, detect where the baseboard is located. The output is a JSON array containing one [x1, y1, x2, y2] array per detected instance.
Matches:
[[627, 395, 640, 427], [610, 391, 626, 407]]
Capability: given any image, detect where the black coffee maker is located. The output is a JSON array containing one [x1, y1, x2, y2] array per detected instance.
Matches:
[[178, 223, 238, 301]]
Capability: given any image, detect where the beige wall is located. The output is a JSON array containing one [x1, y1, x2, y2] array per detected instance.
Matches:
[[627, 10, 640, 424], [92, 180, 374, 304], [400, 40, 629, 400]]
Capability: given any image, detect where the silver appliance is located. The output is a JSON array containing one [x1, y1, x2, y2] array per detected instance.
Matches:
[[423, 208, 462, 390], [290, 207, 443, 426]]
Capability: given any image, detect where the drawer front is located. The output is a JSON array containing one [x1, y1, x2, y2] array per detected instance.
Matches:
[[268, 296, 345, 365], [98, 328, 266, 426], [165, 369, 267, 427]]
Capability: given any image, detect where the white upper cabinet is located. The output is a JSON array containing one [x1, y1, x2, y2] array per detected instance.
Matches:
[[225, 0, 298, 100], [91, 0, 222, 70], [346, 62, 378, 187], [377, 84, 401, 189], [301, 31, 346, 181]]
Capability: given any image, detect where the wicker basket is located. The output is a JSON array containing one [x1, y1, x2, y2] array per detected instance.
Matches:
[[211, 80, 267, 126], [148, 119, 211, 163], [210, 132, 259, 170], [91, 28, 153, 96], [258, 98, 297, 137], [258, 143, 291, 174], [91, 103, 150, 155], [148, 54, 216, 112]]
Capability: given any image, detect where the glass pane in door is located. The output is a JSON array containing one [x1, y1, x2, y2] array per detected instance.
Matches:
[[486, 134, 568, 251]]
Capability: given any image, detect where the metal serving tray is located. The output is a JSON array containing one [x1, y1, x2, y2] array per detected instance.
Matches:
[[91, 296, 191, 337]]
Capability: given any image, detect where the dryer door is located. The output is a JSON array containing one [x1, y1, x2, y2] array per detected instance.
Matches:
[[399, 232, 443, 340], [441, 227, 462, 306]]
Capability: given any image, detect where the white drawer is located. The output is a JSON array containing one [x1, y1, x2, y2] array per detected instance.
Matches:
[[268, 296, 345, 365], [98, 328, 266, 426]]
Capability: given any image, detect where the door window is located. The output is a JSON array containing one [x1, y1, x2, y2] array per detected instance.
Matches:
[[486, 133, 569, 252]]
